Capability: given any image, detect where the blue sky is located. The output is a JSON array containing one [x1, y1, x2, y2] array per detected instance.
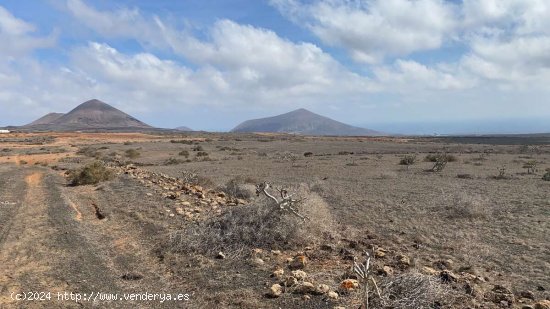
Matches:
[[0, 0, 549, 134]]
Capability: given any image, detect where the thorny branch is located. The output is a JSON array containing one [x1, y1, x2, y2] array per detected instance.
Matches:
[[255, 182, 309, 222]]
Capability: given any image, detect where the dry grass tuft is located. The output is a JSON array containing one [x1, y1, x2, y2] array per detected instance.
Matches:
[[373, 272, 456, 309]]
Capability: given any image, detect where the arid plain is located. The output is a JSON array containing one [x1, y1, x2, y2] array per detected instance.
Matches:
[[0, 132, 549, 308]]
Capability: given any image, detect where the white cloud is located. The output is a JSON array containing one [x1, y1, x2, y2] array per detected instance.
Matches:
[[66, 0, 168, 50], [66, 0, 373, 96], [374, 60, 475, 91], [2, 1, 550, 130], [0, 6, 56, 57], [462, 0, 550, 35], [271, 0, 458, 63]]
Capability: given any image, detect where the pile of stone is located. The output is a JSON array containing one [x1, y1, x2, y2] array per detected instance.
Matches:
[[110, 163, 247, 221]]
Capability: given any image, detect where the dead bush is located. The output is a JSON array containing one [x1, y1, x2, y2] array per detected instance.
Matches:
[[399, 154, 416, 166], [169, 185, 335, 256], [68, 161, 113, 186], [522, 160, 537, 174], [164, 157, 185, 165], [219, 177, 252, 199], [372, 272, 456, 309], [125, 149, 140, 159], [170, 139, 193, 145], [456, 173, 473, 179], [77, 146, 100, 157], [446, 193, 490, 219], [425, 153, 457, 162], [178, 150, 189, 158], [181, 170, 215, 188]]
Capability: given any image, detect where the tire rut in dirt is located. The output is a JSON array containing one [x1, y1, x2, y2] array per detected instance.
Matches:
[[0, 167, 27, 249]]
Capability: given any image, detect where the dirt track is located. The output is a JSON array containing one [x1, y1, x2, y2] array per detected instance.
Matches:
[[0, 165, 184, 308]]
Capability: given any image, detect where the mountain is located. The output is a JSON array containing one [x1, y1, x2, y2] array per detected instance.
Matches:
[[26, 113, 65, 126], [175, 126, 193, 131], [231, 108, 380, 136], [25, 99, 151, 131]]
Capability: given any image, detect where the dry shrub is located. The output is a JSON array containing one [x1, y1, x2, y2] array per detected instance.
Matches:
[[399, 154, 416, 165], [196, 175, 215, 188], [219, 177, 252, 199], [446, 193, 490, 219], [425, 153, 457, 162], [178, 150, 189, 158], [372, 272, 456, 309], [125, 149, 140, 159], [379, 171, 398, 179], [169, 185, 335, 256], [180, 170, 213, 187], [77, 146, 100, 157], [68, 161, 113, 186], [164, 157, 185, 165], [543, 169, 550, 181]]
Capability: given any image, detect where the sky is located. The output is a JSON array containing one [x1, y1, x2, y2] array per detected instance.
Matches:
[[0, 0, 549, 134]]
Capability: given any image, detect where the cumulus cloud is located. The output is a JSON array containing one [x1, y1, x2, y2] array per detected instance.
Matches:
[[272, 0, 550, 88], [2, 1, 550, 130], [69, 39, 374, 109], [271, 0, 458, 63], [0, 6, 57, 57], [373, 60, 475, 91]]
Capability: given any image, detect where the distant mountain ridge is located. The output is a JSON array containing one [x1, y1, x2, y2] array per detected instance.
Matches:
[[175, 126, 193, 131], [25, 99, 151, 130], [231, 108, 379, 136], [27, 113, 65, 126]]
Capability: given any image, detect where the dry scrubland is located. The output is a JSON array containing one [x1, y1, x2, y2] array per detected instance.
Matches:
[[0, 132, 549, 309]]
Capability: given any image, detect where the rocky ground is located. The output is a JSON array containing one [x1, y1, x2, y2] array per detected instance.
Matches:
[[0, 132, 548, 308]]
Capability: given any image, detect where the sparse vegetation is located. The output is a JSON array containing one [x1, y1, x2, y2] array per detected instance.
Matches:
[[164, 157, 185, 165], [425, 153, 457, 162], [218, 177, 252, 199], [68, 161, 113, 186], [170, 139, 194, 145], [304, 152, 313, 157], [522, 160, 537, 174], [338, 151, 354, 155], [192, 145, 204, 152], [77, 146, 100, 157], [399, 154, 416, 166], [180, 170, 215, 187], [430, 154, 449, 172], [494, 166, 507, 179], [446, 193, 490, 219], [196, 151, 209, 157], [178, 150, 190, 158], [543, 168, 550, 181], [124, 149, 140, 159], [168, 186, 333, 255], [372, 272, 456, 309]]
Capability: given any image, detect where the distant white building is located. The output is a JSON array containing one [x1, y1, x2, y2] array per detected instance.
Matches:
[[0, 130, 10, 134]]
